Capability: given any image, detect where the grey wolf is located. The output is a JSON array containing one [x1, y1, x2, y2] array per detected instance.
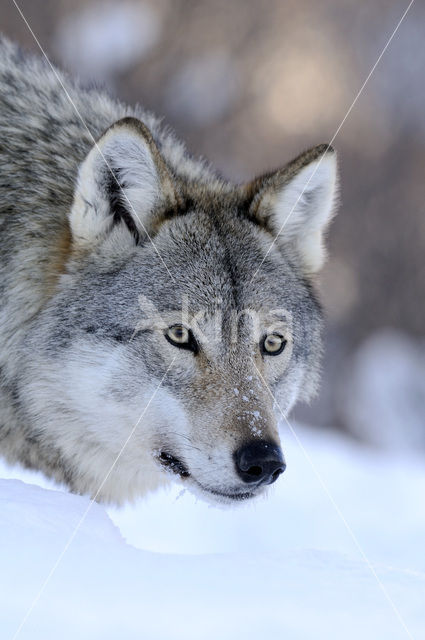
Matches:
[[0, 37, 338, 504]]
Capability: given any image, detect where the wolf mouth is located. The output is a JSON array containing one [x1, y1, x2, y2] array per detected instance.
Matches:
[[158, 451, 190, 478], [203, 487, 256, 501], [192, 478, 259, 502], [157, 452, 257, 501]]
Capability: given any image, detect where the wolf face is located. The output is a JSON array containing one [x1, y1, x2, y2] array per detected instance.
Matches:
[[20, 118, 338, 505]]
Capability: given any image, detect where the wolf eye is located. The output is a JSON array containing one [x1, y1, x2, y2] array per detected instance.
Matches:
[[261, 333, 287, 356], [165, 325, 198, 354]]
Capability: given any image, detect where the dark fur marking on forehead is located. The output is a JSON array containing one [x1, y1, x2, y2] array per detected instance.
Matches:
[[205, 209, 242, 310]]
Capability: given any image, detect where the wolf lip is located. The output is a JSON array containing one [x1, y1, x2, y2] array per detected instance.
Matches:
[[212, 491, 254, 501], [194, 481, 257, 501], [158, 451, 190, 478], [207, 488, 255, 501]]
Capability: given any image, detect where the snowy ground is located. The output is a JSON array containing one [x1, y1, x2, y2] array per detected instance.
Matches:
[[1, 423, 424, 639]]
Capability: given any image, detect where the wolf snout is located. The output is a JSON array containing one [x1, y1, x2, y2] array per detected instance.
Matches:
[[234, 441, 285, 486]]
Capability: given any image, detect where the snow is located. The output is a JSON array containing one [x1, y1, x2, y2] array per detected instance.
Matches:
[[1, 423, 424, 639]]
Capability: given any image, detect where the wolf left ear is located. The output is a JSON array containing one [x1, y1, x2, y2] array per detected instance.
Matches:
[[247, 144, 338, 274], [69, 117, 176, 247]]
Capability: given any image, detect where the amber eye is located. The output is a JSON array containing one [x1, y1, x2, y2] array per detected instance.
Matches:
[[261, 333, 287, 356], [165, 325, 198, 354]]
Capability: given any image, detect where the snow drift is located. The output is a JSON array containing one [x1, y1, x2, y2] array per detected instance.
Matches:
[[1, 423, 424, 639]]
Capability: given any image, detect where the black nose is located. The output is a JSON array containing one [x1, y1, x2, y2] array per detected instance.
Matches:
[[234, 441, 286, 486]]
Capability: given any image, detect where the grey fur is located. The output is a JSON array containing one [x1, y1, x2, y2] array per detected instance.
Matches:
[[0, 37, 338, 504]]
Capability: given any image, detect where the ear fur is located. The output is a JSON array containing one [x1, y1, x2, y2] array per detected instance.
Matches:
[[248, 144, 338, 273], [69, 117, 177, 248]]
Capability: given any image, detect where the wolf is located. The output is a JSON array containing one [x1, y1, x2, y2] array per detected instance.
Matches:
[[0, 37, 338, 505]]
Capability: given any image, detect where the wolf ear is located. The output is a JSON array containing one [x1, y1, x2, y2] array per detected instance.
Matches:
[[247, 145, 338, 274], [69, 117, 176, 247]]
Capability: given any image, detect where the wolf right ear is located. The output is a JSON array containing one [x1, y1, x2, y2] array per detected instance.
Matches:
[[247, 144, 338, 274], [69, 117, 177, 247]]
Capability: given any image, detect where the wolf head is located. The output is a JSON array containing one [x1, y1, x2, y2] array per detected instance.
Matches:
[[23, 118, 338, 504]]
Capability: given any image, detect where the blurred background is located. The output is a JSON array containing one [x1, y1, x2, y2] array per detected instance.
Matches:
[[3, 0, 424, 450]]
